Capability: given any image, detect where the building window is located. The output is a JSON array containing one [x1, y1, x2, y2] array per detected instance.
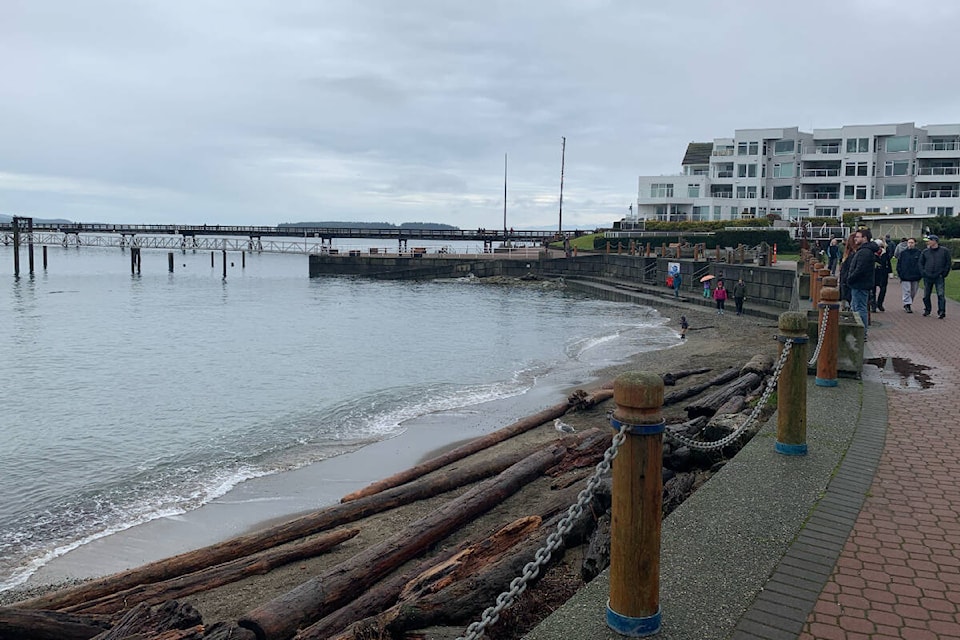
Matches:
[[844, 185, 868, 200], [773, 162, 795, 178], [928, 206, 954, 215], [884, 160, 909, 176], [774, 140, 795, 155], [729, 207, 738, 217], [737, 141, 759, 155], [736, 186, 756, 198], [688, 184, 700, 197], [772, 185, 792, 199], [650, 183, 674, 197], [885, 136, 910, 152], [713, 206, 722, 220], [884, 183, 908, 198], [846, 138, 869, 153], [845, 162, 868, 176], [737, 163, 757, 177]]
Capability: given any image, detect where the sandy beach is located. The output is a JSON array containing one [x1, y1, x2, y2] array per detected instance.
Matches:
[[2, 299, 779, 638]]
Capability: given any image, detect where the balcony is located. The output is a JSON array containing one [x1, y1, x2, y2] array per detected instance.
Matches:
[[715, 171, 734, 178], [916, 167, 960, 183], [801, 168, 841, 178], [917, 141, 960, 158], [712, 149, 735, 156], [801, 192, 839, 200], [710, 192, 734, 199], [801, 144, 841, 157], [919, 189, 960, 198]]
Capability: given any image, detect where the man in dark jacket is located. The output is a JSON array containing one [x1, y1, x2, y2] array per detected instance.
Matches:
[[873, 241, 892, 312], [896, 237, 922, 313], [847, 229, 878, 339], [919, 234, 952, 319]]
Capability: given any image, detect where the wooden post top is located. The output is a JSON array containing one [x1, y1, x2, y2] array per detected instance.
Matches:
[[779, 311, 808, 336], [613, 372, 664, 425]]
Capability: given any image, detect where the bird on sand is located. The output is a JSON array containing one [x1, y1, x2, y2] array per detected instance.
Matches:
[[554, 418, 575, 433]]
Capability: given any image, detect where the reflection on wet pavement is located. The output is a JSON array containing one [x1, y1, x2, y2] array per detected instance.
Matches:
[[864, 357, 934, 390]]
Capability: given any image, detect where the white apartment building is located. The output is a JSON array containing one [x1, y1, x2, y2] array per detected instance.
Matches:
[[634, 122, 960, 223]]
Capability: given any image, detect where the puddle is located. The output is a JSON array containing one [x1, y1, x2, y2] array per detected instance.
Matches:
[[864, 357, 935, 390]]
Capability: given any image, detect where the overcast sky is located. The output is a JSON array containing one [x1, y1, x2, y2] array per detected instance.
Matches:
[[2, 1, 959, 230]]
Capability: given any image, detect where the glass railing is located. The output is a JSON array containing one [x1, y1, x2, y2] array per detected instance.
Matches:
[[711, 192, 734, 198], [801, 168, 841, 177], [918, 141, 960, 152], [917, 167, 960, 176], [712, 149, 735, 156], [801, 145, 840, 155], [919, 190, 960, 198], [715, 171, 734, 178], [802, 193, 840, 200]]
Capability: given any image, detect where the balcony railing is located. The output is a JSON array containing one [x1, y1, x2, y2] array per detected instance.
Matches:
[[801, 168, 841, 177], [918, 141, 960, 152], [712, 149, 735, 156], [715, 171, 734, 178], [711, 192, 734, 198], [801, 144, 840, 155], [919, 189, 960, 198], [918, 166, 960, 176], [802, 192, 839, 200]]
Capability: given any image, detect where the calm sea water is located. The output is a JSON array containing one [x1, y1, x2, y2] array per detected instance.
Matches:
[[0, 243, 676, 591]]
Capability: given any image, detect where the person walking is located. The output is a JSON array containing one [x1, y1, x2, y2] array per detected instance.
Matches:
[[847, 229, 879, 339], [895, 237, 922, 313], [679, 315, 688, 340], [713, 279, 728, 315], [838, 233, 858, 310], [919, 234, 952, 319], [733, 277, 746, 315], [873, 240, 892, 312], [826, 237, 841, 275], [672, 271, 682, 298]]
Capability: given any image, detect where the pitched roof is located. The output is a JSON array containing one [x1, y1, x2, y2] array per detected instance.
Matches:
[[682, 142, 713, 166]]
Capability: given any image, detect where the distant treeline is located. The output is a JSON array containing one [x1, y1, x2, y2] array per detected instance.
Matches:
[[279, 221, 459, 230]]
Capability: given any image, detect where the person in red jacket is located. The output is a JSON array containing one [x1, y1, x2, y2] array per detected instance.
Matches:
[[713, 279, 728, 315]]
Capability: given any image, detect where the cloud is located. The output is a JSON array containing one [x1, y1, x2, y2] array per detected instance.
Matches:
[[1, 0, 958, 229]]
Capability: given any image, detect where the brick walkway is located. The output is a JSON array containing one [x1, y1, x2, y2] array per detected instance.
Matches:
[[800, 293, 960, 639]]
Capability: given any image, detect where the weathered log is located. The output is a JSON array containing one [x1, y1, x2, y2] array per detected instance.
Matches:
[[545, 428, 613, 476], [294, 517, 542, 640], [0, 607, 110, 640], [89, 601, 201, 640], [662, 367, 739, 405], [740, 353, 775, 377], [16, 444, 542, 613], [684, 372, 761, 418], [661, 367, 711, 386], [239, 441, 573, 640], [581, 511, 612, 582], [713, 394, 746, 416], [339, 388, 612, 503], [202, 623, 258, 640], [70, 528, 359, 615]]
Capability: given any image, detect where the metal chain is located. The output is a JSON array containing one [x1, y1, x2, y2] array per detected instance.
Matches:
[[458, 338, 799, 638], [457, 424, 629, 640], [807, 310, 829, 366], [665, 339, 793, 452]]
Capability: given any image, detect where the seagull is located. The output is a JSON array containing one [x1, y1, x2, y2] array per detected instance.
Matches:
[[554, 418, 575, 433]]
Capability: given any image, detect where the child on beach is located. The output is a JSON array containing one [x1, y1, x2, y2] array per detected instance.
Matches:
[[680, 315, 688, 340], [713, 280, 728, 314], [702, 280, 711, 298]]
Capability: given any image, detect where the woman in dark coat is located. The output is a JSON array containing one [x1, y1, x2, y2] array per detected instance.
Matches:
[[838, 234, 857, 308], [873, 241, 892, 312]]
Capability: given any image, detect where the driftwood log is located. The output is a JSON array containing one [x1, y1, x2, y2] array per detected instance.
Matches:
[[69, 528, 359, 615], [340, 388, 613, 503], [663, 367, 739, 405], [713, 394, 747, 416], [16, 441, 547, 613], [239, 440, 575, 640], [89, 600, 202, 640], [0, 607, 110, 640], [740, 353, 775, 376], [684, 372, 761, 418], [661, 367, 711, 386]]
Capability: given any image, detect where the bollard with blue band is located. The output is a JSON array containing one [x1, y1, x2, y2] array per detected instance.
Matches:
[[607, 371, 664, 636], [775, 312, 809, 456], [815, 276, 841, 388]]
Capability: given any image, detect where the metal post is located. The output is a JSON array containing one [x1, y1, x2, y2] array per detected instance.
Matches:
[[607, 371, 664, 637], [211, 251, 215, 267], [776, 311, 809, 455], [27, 217, 35, 274], [12, 216, 20, 277], [222, 249, 227, 279], [42, 245, 48, 270], [242, 251, 246, 268], [168, 252, 174, 273], [816, 276, 840, 387]]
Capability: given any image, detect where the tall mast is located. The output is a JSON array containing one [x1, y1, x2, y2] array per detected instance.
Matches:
[[558, 136, 566, 234], [503, 153, 508, 240]]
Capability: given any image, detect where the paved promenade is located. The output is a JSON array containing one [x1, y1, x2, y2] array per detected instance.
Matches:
[[528, 279, 960, 639], [796, 295, 960, 640]]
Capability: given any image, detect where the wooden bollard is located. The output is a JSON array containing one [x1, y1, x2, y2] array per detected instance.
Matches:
[[811, 263, 825, 309], [608, 372, 664, 636], [776, 312, 808, 455], [816, 276, 840, 387]]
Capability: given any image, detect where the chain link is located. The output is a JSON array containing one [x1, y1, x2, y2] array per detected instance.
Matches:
[[807, 310, 829, 366], [457, 424, 629, 640], [458, 338, 800, 638], [665, 339, 793, 452]]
